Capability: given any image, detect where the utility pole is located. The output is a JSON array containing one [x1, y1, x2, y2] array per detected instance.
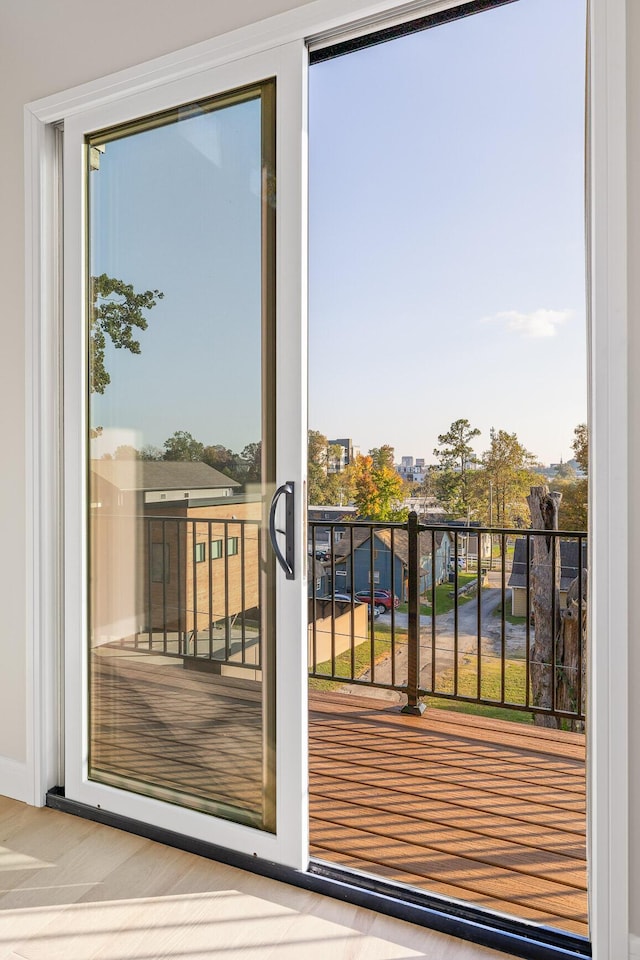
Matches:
[[489, 480, 494, 571]]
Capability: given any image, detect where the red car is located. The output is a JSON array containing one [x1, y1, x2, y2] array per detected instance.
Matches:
[[354, 589, 399, 615]]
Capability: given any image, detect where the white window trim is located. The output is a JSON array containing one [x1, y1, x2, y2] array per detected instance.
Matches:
[[23, 0, 629, 956]]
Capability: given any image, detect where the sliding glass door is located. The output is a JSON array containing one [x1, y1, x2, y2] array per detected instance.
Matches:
[[63, 44, 308, 869]]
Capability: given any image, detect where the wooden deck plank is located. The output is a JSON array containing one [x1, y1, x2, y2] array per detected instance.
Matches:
[[310, 692, 586, 760], [309, 724, 585, 793], [311, 772, 586, 859], [310, 795, 586, 887], [310, 754, 584, 835], [91, 651, 265, 817], [310, 820, 587, 927], [308, 692, 588, 937], [310, 738, 585, 813], [309, 846, 589, 937], [310, 712, 585, 775]]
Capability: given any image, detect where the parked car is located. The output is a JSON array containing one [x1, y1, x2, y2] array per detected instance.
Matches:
[[318, 592, 359, 604], [354, 590, 399, 615]]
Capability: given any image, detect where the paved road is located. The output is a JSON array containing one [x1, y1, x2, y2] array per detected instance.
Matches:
[[347, 573, 525, 704]]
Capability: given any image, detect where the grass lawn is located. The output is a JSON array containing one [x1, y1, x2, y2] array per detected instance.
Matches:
[[397, 572, 477, 617], [427, 655, 533, 723], [308, 637, 393, 691], [308, 628, 534, 723]]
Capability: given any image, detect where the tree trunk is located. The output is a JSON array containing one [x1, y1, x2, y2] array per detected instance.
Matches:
[[527, 486, 562, 728], [558, 569, 588, 730]]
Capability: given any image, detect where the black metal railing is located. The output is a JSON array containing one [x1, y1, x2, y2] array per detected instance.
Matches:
[[309, 514, 587, 723], [123, 512, 586, 721], [133, 515, 263, 673]]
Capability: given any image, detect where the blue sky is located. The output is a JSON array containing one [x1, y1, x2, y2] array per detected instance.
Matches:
[[90, 95, 263, 458], [90, 0, 587, 468], [309, 0, 587, 466]]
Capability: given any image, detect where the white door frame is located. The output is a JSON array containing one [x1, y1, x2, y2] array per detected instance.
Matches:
[[24, 0, 629, 954], [60, 41, 308, 870]]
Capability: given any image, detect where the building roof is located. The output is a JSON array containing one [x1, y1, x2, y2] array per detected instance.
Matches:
[[90, 459, 240, 492], [508, 537, 587, 592], [308, 505, 358, 521], [333, 527, 450, 566]]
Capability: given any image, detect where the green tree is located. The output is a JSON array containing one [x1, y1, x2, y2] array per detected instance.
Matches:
[[113, 444, 139, 460], [162, 430, 204, 462], [549, 424, 588, 530], [202, 444, 238, 479], [90, 274, 164, 395], [323, 469, 353, 507], [308, 430, 329, 504], [554, 461, 577, 480], [416, 464, 440, 500], [368, 445, 395, 470], [432, 465, 466, 517], [550, 477, 588, 531], [433, 419, 480, 514], [240, 442, 262, 483], [138, 444, 163, 461], [481, 428, 541, 525], [572, 423, 588, 473]]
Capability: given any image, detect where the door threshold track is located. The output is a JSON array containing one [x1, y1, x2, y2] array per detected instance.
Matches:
[[46, 788, 590, 960]]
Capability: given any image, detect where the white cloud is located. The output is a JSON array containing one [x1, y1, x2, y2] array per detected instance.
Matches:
[[481, 308, 574, 338]]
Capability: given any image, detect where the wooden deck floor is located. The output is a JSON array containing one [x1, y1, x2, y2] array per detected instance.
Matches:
[[90, 648, 587, 939], [309, 691, 587, 937]]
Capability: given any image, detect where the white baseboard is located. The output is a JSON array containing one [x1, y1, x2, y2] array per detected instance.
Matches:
[[0, 755, 31, 804], [630, 933, 640, 959]]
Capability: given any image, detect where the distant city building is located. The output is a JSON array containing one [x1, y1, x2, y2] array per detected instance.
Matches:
[[402, 495, 447, 521], [539, 458, 586, 479], [327, 438, 358, 473], [396, 456, 428, 483]]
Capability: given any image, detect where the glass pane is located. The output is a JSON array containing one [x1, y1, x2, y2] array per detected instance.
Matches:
[[308, 0, 588, 937], [86, 82, 276, 831]]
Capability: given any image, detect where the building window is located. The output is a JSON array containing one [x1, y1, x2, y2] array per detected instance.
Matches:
[[227, 537, 239, 556], [211, 539, 223, 560], [194, 542, 206, 563], [151, 543, 170, 583]]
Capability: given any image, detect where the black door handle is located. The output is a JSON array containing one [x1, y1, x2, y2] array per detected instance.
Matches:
[[269, 482, 295, 579]]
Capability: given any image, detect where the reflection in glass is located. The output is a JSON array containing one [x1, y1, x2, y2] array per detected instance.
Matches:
[[87, 82, 276, 830]]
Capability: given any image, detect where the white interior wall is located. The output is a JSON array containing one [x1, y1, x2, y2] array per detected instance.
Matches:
[[0, 0, 637, 945], [0, 0, 313, 777], [627, 2, 640, 939]]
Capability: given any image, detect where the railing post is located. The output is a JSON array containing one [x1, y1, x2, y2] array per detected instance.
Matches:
[[402, 511, 425, 716]]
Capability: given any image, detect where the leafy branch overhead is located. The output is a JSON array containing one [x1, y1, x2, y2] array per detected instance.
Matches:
[[90, 274, 164, 394]]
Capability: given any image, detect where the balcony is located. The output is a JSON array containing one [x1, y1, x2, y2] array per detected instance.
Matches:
[[92, 513, 588, 942], [307, 516, 587, 939]]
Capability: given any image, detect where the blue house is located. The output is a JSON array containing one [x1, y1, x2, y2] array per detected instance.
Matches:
[[307, 556, 330, 597], [331, 528, 452, 599]]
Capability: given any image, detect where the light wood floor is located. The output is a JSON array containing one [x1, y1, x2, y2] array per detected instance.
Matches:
[[0, 796, 512, 959]]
